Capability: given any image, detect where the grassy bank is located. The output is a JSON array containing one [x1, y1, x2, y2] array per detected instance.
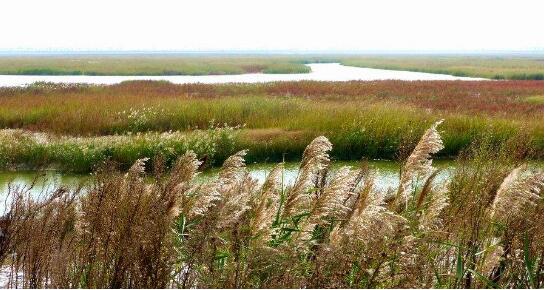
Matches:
[[0, 54, 542, 79], [1, 126, 542, 288], [0, 55, 311, 75], [341, 55, 544, 80], [0, 80, 542, 171], [0, 127, 238, 172]]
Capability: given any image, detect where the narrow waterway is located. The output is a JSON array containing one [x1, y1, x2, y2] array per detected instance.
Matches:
[[0, 160, 456, 197], [0, 63, 485, 87]]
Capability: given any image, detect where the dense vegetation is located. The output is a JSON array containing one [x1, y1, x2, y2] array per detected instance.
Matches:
[[341, 55, 544, 80], [0, 123, 542, 288], [0, 80, 542, 172], [0, 55, 311, 75], [0, 54, 542, 79]]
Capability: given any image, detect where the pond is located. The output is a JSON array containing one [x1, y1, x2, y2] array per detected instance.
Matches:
[[0, 63, 485, 87]]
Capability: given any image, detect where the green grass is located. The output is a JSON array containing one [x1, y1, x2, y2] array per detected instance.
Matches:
[[0, 127, 238, 172], [0, 55, 310, 75], [340, 55, 544, 80], [0, 99, 541, 172], [523, 95, 544, 105], [0, 80, 541, 172], [0, 54, 542, 79]]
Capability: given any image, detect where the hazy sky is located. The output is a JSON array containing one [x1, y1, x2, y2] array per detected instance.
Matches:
[[1, 0, 543, 52]]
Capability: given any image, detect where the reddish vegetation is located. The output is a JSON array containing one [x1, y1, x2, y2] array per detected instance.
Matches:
[[1, 80, 542, 118]]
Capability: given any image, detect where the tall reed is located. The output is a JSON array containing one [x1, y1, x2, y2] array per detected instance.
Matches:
[[0, 121, 542, 288]]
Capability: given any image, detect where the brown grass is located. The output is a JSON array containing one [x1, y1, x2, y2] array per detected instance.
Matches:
[[0, 122, 542, 288]]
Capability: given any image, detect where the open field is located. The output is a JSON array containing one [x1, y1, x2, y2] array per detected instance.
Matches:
[[0, 54, 542, 80], [0, 80, 542, 172], [341, 55, 544, 80], [0, 125, 543, 288]]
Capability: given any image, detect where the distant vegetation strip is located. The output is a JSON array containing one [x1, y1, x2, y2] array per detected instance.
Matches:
[[0, 56, 311, 75], [0, 54, 542, 79], [340, 55, 544, 80]]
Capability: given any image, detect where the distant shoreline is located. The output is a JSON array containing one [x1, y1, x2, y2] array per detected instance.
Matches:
[[0, 54, 541, 80], [0, 49, 543, 57]]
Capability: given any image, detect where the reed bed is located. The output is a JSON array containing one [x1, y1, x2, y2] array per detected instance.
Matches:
[[0, 55, 541, 79], [0, 126, 238, 172], [0, 122, 542, 288], [341, 55, 544, 80], [0, 56, 311, 76]]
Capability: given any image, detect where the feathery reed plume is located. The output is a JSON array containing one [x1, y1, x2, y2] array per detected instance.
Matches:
[[127, 157, 149, 178], [297, 167, 357, 243], [165, 151, 202, 218], [330, 189, 406, 249], [480, 244, 504, 277], [395, 120, 444, 210], [418, 184, 449, 231], [217, 173, 258, 229], [309, 166, 357, 221], [168, 151, 202, 189], [187, 182, 220, 219], [219, 150, 248, 183], [335, 169, 375, 233], [348, 170, 375, 217], [250, 163, 283, 240], [187, 150, 249, 220], [415, 169, 440, 210], [215, 150, 257, 229], [490, 166, 544, 223], [282, 136, 332, 219]]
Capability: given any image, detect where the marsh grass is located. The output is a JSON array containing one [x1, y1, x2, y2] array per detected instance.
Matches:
[[0, 126, 238, 172], [0, 55, 541, 79], [341, 55, 544, 80], [0, 114, 540, 173], [0, 56, 310, 76], [0, 80, 542, 171], [0, 122, 542, 288]]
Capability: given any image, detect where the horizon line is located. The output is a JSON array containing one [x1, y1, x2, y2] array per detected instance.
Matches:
[[0, 48, 543, 56]]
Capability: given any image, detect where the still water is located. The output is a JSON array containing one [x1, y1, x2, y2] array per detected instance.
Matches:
[[0, 63, 484, 87], [0, 160, 456, 197]]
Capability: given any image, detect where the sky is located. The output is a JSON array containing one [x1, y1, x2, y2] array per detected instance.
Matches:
[[1, 0, 543, 52]]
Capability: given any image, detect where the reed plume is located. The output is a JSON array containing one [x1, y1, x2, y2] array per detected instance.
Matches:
[[418, 184, 449, 231], [250, 163, 283, 240], [1, 120, 542, 288], [394, 120, 444, 210], [298, 166, 357, 243], [480, 243, 504, 277], [214, 150, 257, 229], [490, 166, 544, 223], [282, 136, 332, 219], [330, 187, 406, 249]]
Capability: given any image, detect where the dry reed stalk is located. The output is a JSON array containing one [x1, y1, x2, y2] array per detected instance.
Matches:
[[394, 120, 444, 211], [418, 184, 449, 232], [297, 166, 357, 244], [282, 136, 332, 219], [480, 243, 505, 277], [490, 166, 544, 223], [214, 150, 257, 229], [249, 163, 283, 241], [0, 119, 542, 288]]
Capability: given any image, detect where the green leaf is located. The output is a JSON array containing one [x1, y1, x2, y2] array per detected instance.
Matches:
[[456, 248, 464, 282], [466, 268, 498, 289]]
